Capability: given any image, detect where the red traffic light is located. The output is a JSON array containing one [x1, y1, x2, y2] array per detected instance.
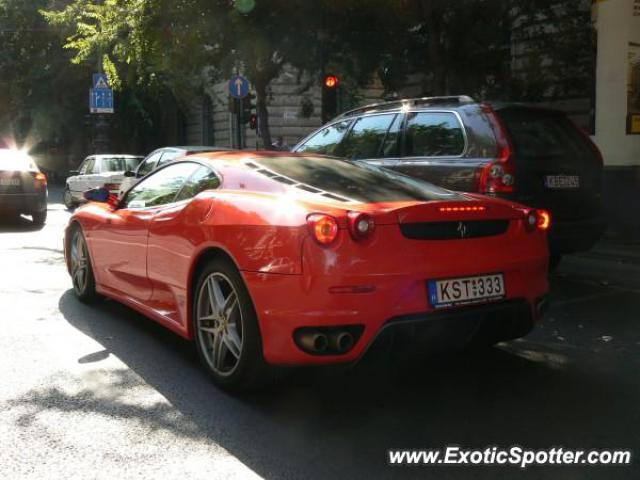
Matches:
[[324, 75, 339, 88]]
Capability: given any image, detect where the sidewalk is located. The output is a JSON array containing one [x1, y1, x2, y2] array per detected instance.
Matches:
[[574, 239, 640, 266]]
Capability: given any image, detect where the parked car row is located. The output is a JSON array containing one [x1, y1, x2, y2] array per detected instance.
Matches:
[[292, 96, 605, 267], [62, 95, 605, 391], [64, 146, 229, 210]]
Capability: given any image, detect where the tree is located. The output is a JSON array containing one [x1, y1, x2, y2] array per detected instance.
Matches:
[[0, 0, 91, 171]]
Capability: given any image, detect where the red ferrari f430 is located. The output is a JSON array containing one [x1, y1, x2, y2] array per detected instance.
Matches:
[[64, 152, 549, 389]]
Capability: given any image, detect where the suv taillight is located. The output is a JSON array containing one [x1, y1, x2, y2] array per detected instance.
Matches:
[[32, 171, 47, 188], [478, 104, 515, 194]]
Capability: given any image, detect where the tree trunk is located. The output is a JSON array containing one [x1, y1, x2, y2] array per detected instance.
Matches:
[[255, 78, 272, 149], [423, 0, 446, 95]]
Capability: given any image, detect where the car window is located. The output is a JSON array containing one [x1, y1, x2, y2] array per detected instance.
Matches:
[[101, 156, 143, 172], [136, 151, 163, 177], [341, 114, 397, 160], [175, 166, 221, 202], [157, 150, 182, 166], [123, 162, 200, 209], [80, 158, 95, 175], [404, 112, 465, 157], [497, 108, 596, 160], [295, 120, 351, 155]]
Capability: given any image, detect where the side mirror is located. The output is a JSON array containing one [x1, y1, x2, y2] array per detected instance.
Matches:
[[84, 187, 110, 203], [124, 170, 136, 178], [69, 170, 80, 176]]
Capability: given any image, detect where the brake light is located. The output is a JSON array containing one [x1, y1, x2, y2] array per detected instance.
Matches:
[[525, 209, 551, 232], [347, 212, 375, 241], [307, 213, 339, 245], [478, 104, 515, 194], [439, 206, 486, 213], [32, 171, 47, 188]]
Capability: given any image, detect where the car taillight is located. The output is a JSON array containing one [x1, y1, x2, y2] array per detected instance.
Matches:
[[525, 209, 551, 232], [478, 104, 515, 194], [32, 171, 47, 188], [307, 213, 339, 245], [347, 211, 375, 241]]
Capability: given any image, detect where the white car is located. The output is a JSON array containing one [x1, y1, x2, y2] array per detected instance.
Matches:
[[117, 146, 228, 198], [63, 154, 143, 208]]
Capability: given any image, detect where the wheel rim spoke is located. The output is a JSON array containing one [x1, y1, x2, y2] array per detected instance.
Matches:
[[71, 232, 88, 293], [197, 272, 244, 376]]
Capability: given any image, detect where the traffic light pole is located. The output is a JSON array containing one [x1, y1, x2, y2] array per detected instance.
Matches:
[[235, 98, 243, 149]]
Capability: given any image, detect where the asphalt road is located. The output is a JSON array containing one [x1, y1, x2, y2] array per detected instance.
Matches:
[[1, 186, 638, 480]]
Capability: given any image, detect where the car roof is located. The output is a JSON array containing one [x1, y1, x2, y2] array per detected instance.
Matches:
[[88, 154, 144, 159], [333, 95, 566, 120], [155, 146, 229, 153], [336, 95, 477, 119]]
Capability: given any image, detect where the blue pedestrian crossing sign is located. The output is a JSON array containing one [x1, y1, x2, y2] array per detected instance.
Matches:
[[90, 73, 114, 113], [228, 75, 250, 99], [93, 73, 110, 89]]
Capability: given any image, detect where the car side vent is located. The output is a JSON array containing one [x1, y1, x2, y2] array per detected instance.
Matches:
[[321, 192, 349, 202], [296, 184, 322, 193], [400, 220, 509, 240]]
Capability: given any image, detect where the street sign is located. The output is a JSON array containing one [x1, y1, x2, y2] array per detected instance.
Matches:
[[228, 75, 250, 99], [93, 73, 110, 89], [90, 88, 114, 114], [90, 73, 114, 114]]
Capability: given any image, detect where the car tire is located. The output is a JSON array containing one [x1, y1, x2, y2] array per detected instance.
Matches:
[[31, 209, 47, 226], [192, 257, 273, 391], [69, 226, 99, 303], [63, 187, 75, 210]]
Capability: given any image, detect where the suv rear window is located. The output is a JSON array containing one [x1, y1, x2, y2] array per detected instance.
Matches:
[[497, 108, 596, 159], [251, 155, 456, 203]]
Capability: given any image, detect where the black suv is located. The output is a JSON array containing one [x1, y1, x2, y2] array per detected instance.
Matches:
[[292, 96, 605, 265]]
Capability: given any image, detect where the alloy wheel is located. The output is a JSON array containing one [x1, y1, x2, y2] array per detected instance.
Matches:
[[196, 272, 243, 376], [70, 231, 89, 294]]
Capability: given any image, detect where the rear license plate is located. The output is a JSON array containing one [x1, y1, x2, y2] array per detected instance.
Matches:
[[428, 273, 505, 309], [544, 175, 580, 189], [0, 178, 20, 186]]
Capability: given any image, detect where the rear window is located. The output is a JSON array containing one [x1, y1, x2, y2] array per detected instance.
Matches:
[[0, 149, 38, 171], [250, 155, 456, 203], [101, 156, 143, 172], [498, 108, 595, 159]]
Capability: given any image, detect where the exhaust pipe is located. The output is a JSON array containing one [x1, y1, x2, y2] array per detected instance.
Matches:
[[329, 331, 355, 353], [296, 331, 329, 353]]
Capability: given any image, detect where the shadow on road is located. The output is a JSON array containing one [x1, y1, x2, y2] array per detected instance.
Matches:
[[0, 215, 44, 233], [10, 290, 637, 479]]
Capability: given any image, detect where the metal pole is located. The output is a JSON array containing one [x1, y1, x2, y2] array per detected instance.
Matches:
[[236, 98, 242, 149]]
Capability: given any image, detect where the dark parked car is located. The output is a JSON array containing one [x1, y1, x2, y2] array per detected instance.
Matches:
[[118, 146, 229, 197], [293, 96, 605, 267], [0, 149, 48, 225]]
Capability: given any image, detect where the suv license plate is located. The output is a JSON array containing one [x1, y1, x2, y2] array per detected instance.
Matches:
[[544, 175, 580, 189], [0, 178, 20, 186], [428, 273, 505, 309]]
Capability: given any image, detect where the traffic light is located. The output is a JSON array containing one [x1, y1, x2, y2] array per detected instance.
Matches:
[[241, 93, 256, 124], [248, 113, 258, 130], [322, 74, 340, 123]]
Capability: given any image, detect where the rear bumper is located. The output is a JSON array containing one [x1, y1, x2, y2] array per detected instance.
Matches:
[[0, 192, 47, 214], [548, 217, 606, 255], [364, 298, 544, 355], [243, 256, 548, 366]]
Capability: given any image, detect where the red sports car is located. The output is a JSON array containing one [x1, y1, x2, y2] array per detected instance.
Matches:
[[64, 151, 550, 389]]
